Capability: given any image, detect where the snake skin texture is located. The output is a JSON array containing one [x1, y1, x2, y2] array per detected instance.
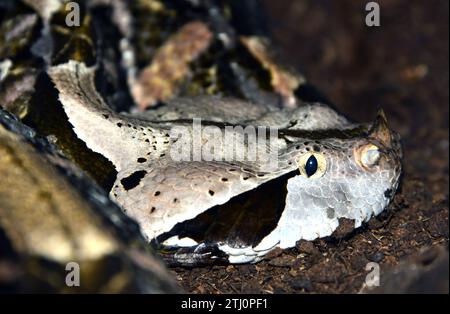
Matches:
[[48, 60, 402, 264]]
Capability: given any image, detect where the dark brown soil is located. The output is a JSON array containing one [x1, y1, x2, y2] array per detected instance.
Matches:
[[173, 0, 449, 293]]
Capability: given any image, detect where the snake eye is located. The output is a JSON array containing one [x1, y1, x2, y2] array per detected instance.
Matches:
[[305, 155, 318, 177], [298, 153, 327, 178]]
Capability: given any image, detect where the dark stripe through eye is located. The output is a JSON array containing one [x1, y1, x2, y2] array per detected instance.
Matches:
[[305, 155, 318, 177]]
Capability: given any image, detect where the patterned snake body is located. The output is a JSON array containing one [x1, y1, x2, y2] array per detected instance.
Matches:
[[48, 60, 402, 264]]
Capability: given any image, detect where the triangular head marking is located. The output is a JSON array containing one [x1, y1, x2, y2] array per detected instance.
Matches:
[[48, 61, 171, 171]]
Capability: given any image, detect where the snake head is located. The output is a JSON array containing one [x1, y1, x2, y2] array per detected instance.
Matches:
[[260, 109, 403, 249]]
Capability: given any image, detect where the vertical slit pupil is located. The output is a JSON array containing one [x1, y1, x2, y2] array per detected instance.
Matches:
[[305, 155, 318, 177]]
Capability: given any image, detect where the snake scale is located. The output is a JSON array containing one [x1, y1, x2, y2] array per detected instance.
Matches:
[[10, 0, 403, 265]]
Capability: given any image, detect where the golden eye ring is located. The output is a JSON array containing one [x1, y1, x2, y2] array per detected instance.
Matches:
[[297, 153, 327, 179]]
